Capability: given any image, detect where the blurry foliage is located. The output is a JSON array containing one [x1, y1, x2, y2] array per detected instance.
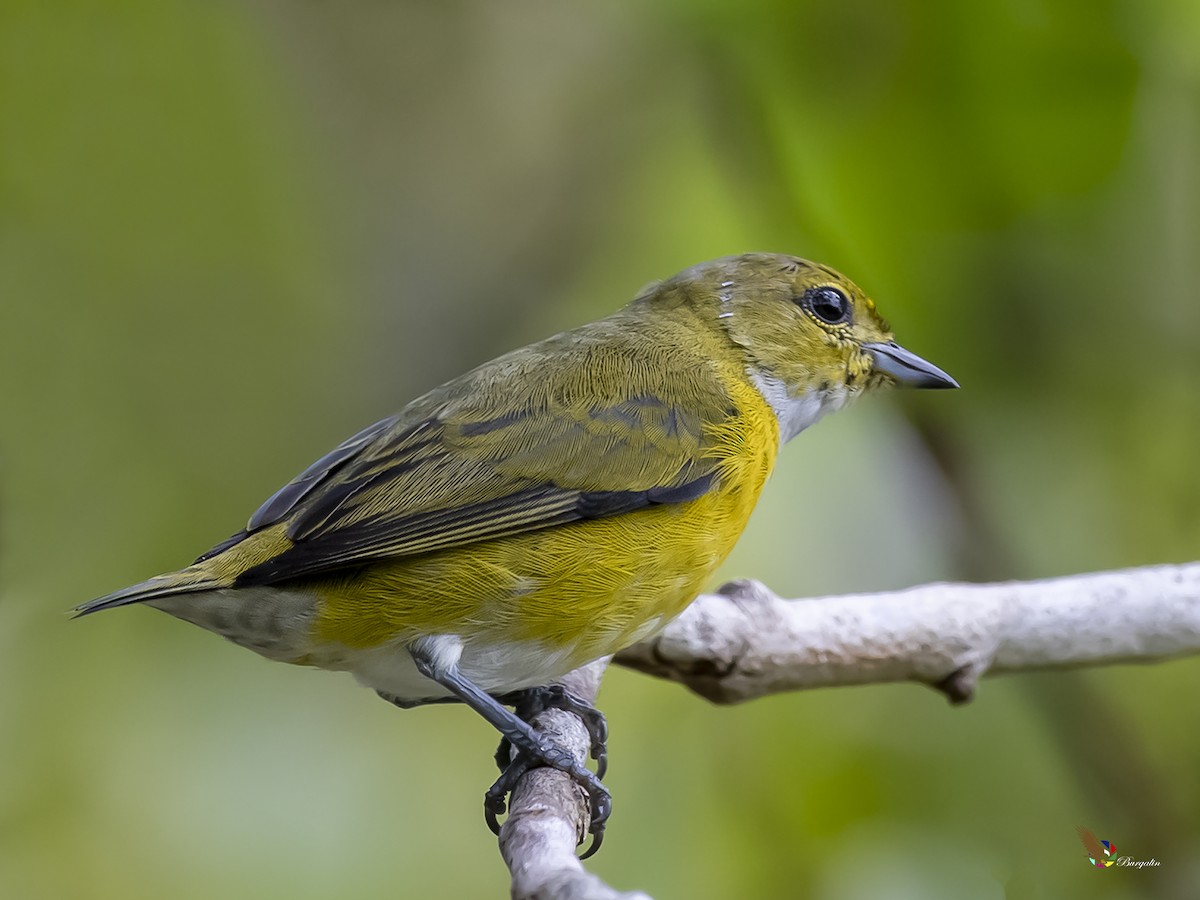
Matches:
[[2, 1, 1199, 898]]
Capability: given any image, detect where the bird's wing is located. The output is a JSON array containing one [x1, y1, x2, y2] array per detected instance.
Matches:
[[1076, 826, 1105, 859], [211, 323, 738, 586]]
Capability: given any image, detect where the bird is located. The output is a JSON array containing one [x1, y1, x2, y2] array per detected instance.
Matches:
[[77, 252, 957, 855], [1076, 826, 1115, 867]]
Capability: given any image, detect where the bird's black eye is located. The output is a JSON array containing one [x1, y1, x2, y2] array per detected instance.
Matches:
[[800, 286, 852, 325]]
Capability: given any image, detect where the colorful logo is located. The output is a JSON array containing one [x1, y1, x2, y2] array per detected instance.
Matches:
[[1077, 826, 1115, 868]]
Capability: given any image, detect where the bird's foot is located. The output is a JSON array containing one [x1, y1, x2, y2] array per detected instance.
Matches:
[[401, 645, 612, 857], [493, 685, 608, 777], [488, 685, 611, 858]]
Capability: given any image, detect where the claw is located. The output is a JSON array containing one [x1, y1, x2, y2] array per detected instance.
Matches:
[[403, 649, 614, 857], [494, 736, 513, 775], [489, 747, 612, 849], [579, 823, 605, 860], [487, 685, 612, 854], [501, 685, 609, 776]]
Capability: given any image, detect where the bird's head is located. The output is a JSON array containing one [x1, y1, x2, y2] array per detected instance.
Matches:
[[650, 253, 957, 442]]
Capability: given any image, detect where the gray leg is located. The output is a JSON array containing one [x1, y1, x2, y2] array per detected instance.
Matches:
[[493, 685, 608, 778], [408, 642, 611, 855]]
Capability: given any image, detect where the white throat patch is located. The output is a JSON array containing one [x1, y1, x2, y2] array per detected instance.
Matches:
[[749, 369, 852, 445]]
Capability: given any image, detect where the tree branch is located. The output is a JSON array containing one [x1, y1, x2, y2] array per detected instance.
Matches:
[[499, 563, 1200, 897], [499, 659, 653, 900], [615, 563, 1200, 704]]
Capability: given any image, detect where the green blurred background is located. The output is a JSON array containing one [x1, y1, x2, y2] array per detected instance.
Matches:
[[3, 1, 1198, 897]]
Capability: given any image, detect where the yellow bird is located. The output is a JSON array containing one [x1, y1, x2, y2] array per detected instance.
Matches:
[[78, 253, 956, 854]]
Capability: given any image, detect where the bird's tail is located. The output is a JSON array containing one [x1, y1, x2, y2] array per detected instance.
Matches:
[[74, 567, 223, 617]]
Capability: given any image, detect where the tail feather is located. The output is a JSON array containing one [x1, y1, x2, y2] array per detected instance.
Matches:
[[74, 569, 223, 617]]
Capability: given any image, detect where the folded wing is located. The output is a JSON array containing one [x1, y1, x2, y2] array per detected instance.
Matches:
[[213, 325, 735, 586]]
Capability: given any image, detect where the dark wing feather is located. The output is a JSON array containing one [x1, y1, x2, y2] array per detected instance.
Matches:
[[213, 316, 735, 586], [246, 416, 400, 532]]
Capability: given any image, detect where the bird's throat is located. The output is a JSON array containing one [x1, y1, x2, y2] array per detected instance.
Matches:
[[748, 369, 852, 445]]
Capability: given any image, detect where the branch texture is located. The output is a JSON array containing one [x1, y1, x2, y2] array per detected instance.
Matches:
[[616, 563, 1200, 703]]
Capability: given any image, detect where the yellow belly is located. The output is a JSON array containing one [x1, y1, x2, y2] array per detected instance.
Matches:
[[308, 376, 780, 671]]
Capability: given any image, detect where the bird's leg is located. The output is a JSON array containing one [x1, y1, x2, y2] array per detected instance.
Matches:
[[408, 642, 611, 855], [492, 685, 608, 778]]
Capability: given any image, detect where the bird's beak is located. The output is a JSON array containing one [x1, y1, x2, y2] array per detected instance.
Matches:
[[864, 341, 959, 389]]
